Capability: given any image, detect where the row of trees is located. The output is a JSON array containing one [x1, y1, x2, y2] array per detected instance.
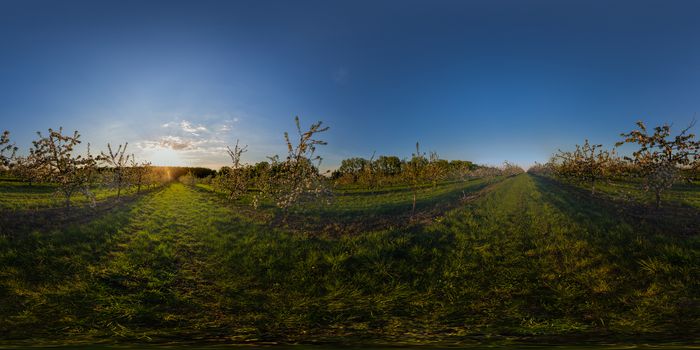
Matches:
[[189, 117, 523, 219], [330, 154, 524, 188], [3, 117, 525, 215], [529, 121, 700, 208], [0, 128, 164, 209], [201, 117, 332, 216]]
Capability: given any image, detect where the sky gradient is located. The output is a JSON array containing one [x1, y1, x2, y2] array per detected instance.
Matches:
[[2, 0, 700, 169]]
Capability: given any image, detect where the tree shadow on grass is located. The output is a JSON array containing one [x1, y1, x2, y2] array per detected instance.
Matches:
[[0, 185, 164, 236], [528, 175, 700, 338], [191, 178, 504, 237], [0, 188, 163, 339], [530, 175, 700, 237], [0, 189, 155, 283], [332, 179, 474, 197]]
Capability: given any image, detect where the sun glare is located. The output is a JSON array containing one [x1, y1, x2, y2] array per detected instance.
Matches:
[[147, 147, 186, 166]]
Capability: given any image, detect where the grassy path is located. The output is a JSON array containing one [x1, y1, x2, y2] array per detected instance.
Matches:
[[87, 182, 250, 339], [430, 174, 698, 336], [1, 183, 264, 341], [428, 174, 611, 334]]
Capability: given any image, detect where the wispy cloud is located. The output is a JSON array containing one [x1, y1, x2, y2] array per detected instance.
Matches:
[[130, 114, 283, 168], [180, 121, 208, 135], [217, 117, 239, 133], [135, 116, 243, 166], [137, 135, 227, 153], [162, 120, 209, 136], [156, 136, 193, 150]]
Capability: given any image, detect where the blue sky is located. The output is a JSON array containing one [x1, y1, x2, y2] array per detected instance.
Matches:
[[1, 0, 700, 169]]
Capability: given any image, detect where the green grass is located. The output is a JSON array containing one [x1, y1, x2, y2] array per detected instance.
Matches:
[[197, 177, 497, 211], [567, 177, 700, 209], [0, 178, 152, 210], [0, 175, 698, 346], [195, 177, 502, 235]]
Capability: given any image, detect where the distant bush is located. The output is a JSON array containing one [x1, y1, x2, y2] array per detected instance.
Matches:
[[468, 165, 501, 178], [527, 161, 556, 176], [554, 139, 615, 193], [178, 170, 197, 186], [501, 161, 525, 177]]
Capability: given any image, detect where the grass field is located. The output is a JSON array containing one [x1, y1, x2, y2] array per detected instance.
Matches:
[[196, 177, 500, 235], [0, 177, 151, 210], [0, 174, 698, 346]]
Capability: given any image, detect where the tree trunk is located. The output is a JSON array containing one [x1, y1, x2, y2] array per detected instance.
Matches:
[[411, 190, 417, 220], [280, 208, 289, 225], [655, 191, 661, 209]]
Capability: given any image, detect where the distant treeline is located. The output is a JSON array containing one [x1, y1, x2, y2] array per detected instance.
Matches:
[[185, 157, 483, 184], [165, 166, 216, 179], [330, 156, 477, 185]]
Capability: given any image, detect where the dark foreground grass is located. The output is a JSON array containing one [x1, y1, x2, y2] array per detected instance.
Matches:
[[1, 345, 697, 350], [0, 175, 698, 346]]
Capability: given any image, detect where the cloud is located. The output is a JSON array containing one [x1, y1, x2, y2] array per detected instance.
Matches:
[[179, 120, 207, 134], [138, 135, 194, 150], [162, 120, 208, 136], [217, 117, 240, 133], [159, 136, 193, 150], [134, 115, 252, 167], [137, 135, 228, 153]]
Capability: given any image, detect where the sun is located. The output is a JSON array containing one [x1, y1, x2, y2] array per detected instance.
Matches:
[[146, 147, 186, 166]]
